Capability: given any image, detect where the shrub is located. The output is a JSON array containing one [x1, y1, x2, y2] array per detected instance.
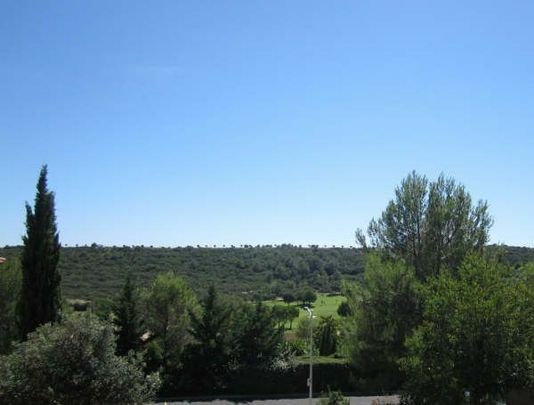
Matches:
[[319, 389, 350, 404], [0, 314, 160, 405], [400, 256, 534, 404]]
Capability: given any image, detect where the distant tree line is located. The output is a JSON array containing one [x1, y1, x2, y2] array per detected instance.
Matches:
[[0, 244, 364, 308]]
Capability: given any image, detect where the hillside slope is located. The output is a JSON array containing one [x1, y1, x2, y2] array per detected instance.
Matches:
[[1, 244, 531, 303]]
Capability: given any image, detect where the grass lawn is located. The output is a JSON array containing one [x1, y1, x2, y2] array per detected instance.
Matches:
[[264, 293, 346, 328], [265, 294, 349, 364]]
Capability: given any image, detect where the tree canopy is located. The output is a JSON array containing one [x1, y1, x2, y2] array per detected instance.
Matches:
[[19, 165, 62, 338], [113, 272, 144, 356], [342, 255, 421, 388], [400, 256, 534, 404], [357, 171, 493, 279], [181, 286, 232, 392], [142, 272, 197, 392]]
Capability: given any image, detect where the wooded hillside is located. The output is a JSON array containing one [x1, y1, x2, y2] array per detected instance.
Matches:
[[1, 244, 531, 304]]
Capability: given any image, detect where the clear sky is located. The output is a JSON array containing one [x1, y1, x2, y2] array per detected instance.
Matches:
[[1, 1, 533, 247]]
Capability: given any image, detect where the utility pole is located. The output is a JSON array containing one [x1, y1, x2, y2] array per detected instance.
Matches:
[[304, 306, 314, 405]]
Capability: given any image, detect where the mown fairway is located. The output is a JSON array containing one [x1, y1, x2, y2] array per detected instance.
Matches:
[[264, 293, 346, 323]]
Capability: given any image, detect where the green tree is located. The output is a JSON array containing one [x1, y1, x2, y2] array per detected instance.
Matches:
[[298, 287, 317, 306], [356, 171, 492, 280], [336, 300, 351, 317], [233, 301, 284, 370], [315, 315, 338, 356], [142, 273, 197, 390], [286, 305, 300, 330], [271, 304, 288, 329], [0, 314, 160, 405], [400, 256, 534, 404], [113, 272, 144, 356], [181, 286, 232, 393], [282, 292, 296, 305], [296, 316, 315, 343], [0, 259, 21, 353], [19, 165, 62, 338], [270, 304, 300, 330], [342, 255, 421, 388]]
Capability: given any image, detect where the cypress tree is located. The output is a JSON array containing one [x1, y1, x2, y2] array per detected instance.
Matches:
[[19, 165, 61, 338]]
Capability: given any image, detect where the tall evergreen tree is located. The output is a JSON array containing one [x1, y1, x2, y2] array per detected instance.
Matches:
[[181, 286, 232, 393], [19, 165, 61, 338], [234, 301, 284, 370], [113, 272, 144, 356]]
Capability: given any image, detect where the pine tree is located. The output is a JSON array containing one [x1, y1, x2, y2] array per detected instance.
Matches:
[[234, 301, 283, 369], [19, 165, 61, 338], [182, 286, 232, 392], [113, 272, 144, 356]]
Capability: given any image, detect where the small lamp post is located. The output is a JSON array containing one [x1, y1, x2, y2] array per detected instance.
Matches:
[[304, 306, 314, 405]]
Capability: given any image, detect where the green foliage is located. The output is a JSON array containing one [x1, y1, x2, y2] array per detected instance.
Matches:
[[400, 256, 534, 404], [271, 304, 288, 328], [298, 287, 318, 305], [19, 165, 62, 337], [232, 301, 285, 370], [142, 272, 197, 390], [357, 171, 493, 280], [181, 286, 232, 393], [113, 272, 144, 356], [0, 259, 21, 353], [319, 389, 350, 405], [342, 255, 421, 387], [0, 314, 160, 405], [271, 304, 300, 330], [336, 300, 351, 317], [286, 305, 300, 329], [295, 316, 315, 343], [282, 291, 296, 304], [0, 245, 365, 305], [1, 242, 530, 308], [315, 316, 338, 356], [264, 294, 345, 329]]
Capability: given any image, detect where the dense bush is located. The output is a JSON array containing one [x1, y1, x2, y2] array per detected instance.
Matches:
[[142, 272, 197, 393], [0, 314, 160, 405], [315, 316, 339, 356], [342, 255, 421, 389], [400, 256, 534, 404], [0, 259, 20, 354]]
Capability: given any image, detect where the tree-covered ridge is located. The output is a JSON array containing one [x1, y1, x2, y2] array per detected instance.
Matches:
[[0, 244, 363, 302], [1, 244, 532, 303]]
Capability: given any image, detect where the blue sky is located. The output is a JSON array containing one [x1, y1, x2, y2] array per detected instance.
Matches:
[[1, 1, 533, 247]]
